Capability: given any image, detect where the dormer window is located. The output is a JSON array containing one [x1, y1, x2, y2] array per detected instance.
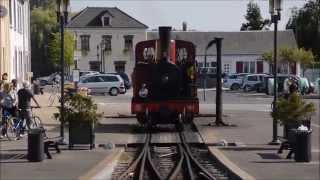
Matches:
[[104, 17, 110, 26], [102, 16, 110, 26]]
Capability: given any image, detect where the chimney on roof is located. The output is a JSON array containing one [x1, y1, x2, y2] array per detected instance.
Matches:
[[182, 22, 187, 31]]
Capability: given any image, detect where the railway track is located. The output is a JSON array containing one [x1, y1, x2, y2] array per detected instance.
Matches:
[[111, 123, 232, 180]]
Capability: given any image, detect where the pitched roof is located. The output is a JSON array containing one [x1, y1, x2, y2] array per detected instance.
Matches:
[[67, 7, 148, 29], [147, 30, 297, 55]]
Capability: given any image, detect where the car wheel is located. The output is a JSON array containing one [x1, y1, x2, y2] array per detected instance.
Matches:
[[231, 83, 240, 90], [244, 85, 250, 92], [109, 87, 119, 96]]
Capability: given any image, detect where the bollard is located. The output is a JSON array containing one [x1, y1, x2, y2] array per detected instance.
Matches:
[[28, 128, 44, 162], [294, 129, 312, 162]]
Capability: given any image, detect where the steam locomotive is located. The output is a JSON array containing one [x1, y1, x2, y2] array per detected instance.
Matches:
[[131, 27, 199, 125]]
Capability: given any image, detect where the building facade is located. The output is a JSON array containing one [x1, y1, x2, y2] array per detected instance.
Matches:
[[0, 0, 31, 82], [0, 0, 11, 77], [147, 30, 299, 76], [67, 7, 148, 76]]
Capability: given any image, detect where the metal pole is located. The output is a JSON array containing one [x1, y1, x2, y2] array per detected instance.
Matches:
[[203, 51, 207, 101], [60, 15, 65, 142], [215, 37, 223, 125], [270, 15, 280, 145]]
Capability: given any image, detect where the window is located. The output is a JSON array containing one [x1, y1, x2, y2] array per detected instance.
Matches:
[[229, 75, 237, 79], [123, 35, 133, 51], [80, 35, 90, 51], [249, 62, 255, 73], [9, 0, 12, 25], [89, 61, 100, 71], [243, 62, 249, 73], [247, 76, 258, 81], [211, 62, 217, 67], [103, 17, 110, 26], [101, 76, 118, 82], [224, 64, 230, 73], [83, 76, 103, 83], [102, 35, 112, 51]]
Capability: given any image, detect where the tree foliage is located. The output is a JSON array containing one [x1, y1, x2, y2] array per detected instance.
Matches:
[[240, 1, 270, 31], [262, 47, 315, 75], [30, 0, 58, 76], [286, 0, 320, 61], [48, 31, 75, 68], [272, 92, 315, 125]]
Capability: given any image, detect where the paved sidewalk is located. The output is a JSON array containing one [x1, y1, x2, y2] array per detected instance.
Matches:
[[194, 110, 320, 180]]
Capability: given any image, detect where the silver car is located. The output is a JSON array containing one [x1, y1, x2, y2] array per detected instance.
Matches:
[[78, 74, 125, 96]]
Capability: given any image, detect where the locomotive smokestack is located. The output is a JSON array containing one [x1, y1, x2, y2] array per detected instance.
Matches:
[[159, 26, 172, 61]]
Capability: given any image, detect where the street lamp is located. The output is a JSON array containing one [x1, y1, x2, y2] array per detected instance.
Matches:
[[100, 40, 106, 72], [269, 0, 282, 145], [56, 0, 69, 144]]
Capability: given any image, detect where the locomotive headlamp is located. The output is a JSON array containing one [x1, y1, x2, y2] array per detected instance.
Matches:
[[139, 84, 148, 98]]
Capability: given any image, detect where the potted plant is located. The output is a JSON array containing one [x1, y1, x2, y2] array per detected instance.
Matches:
[[54, 93, 102, 149], [271, 92, 315, 140]]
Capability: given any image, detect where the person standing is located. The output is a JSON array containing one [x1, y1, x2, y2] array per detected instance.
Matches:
[[1, 73, 8, 83], [0, 83, 16, 138], [17, 81, 41, 135]]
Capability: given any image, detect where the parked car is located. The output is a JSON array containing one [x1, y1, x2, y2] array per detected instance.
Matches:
[[223, 73, 249, 90], [78, 74, 125, 96], [242, 74, 268, 92], [314, 78, 320, 94], [267, 75, 313, 95], [106, 72, 131, 90], [37, 72, 60, 86], [79, 71, 99, 77]]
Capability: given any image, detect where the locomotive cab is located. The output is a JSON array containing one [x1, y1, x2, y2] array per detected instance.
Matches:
[[132, 26, 199, 125]]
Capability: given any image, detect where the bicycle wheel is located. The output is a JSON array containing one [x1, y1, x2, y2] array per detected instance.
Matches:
[[31, 116, 47, 138], [30, 116, 43, 129], [6, 117, 18, 141]]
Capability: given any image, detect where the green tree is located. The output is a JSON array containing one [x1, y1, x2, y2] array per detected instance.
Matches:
[[48, 31, 75, 69], [262, 47, 314, 76], [30, 0, 58, 76], [286, 0, 320, 61], [240, 1, 270, 31]]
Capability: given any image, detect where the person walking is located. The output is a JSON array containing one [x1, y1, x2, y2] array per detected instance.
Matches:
[[0, 83, 17, 138], [17, 81, 41, 136]]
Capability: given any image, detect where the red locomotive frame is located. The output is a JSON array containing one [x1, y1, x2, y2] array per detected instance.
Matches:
[[131, 29, 199, 123]]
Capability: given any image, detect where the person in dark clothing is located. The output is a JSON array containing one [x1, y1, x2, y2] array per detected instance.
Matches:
[[17, 81, 40, 135]]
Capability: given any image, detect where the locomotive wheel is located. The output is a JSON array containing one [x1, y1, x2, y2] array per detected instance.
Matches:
[[137, 113, 146, 124], [185, 113, 194, 123]]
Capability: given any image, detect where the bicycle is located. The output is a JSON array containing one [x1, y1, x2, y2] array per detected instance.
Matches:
[[48, 83, 61, 107], [1, 107, 46, 140], [1, 109, 18, 141]]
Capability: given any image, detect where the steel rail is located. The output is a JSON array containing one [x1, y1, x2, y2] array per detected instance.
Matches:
[[118, 134, 150, 180], [180, 129, 217, 180], [167, 144, 185, 180]]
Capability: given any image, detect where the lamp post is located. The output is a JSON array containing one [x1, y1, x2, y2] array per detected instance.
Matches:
[[269, 0, 282, 145], [56, 0, 69, 144], [100, 40, 106, 72], [97, 45, 100, 72]]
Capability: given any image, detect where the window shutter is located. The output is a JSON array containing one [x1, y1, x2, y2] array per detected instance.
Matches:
[[236, 62, 243, 73], [257, 61, 263, 73]]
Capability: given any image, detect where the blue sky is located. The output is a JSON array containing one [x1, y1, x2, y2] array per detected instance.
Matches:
[[70, 0, 307, 31]]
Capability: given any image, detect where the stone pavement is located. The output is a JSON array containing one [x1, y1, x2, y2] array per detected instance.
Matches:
[[194, 110, 319, 180], [1, 93, 319, 179]]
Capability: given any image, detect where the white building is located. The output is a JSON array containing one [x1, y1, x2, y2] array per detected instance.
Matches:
[[9, 0, 31, 82], [67, 7, 148, 76], [147, 30, 299, 76]]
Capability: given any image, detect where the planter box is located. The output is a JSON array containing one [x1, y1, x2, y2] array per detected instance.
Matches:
[[69, 121, 95, 149]]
